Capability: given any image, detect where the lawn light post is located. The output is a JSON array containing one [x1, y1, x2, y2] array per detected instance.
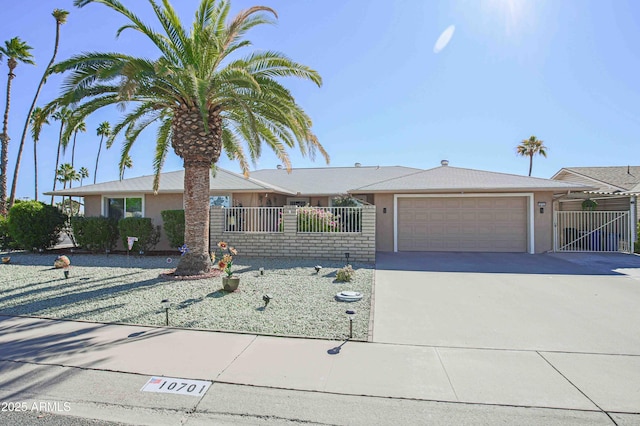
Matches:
[[314, 265, 322, 274], [259, 267, 265, 276], [262, 294, 272, 308], [346, 309, 356, 339], [344, 252, 350, 263], [161, 299, 172, 326]]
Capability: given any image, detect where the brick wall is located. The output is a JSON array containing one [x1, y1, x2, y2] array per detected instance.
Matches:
[[209, 205, 376, 263]]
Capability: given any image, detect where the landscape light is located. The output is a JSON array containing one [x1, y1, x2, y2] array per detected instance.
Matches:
[[345, 309, 356, 339], [161, 299, 172, 326], [262, 294, 272, 308]]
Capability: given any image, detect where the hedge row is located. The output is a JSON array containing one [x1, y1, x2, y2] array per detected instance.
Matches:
[[0, 200, 171, 253], [71, 217, 161, 253]]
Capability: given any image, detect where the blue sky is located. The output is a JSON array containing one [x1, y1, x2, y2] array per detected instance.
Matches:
[[2, 0, 639, 200]]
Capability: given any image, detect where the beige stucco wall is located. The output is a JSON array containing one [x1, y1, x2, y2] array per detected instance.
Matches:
[[533, 192, 554, 253], [80, 193, 184, 251], [145, 193, 184, 250], [373, 193, 395, 252], [83, 195, 102, 217], [373, 192, 556, 254]]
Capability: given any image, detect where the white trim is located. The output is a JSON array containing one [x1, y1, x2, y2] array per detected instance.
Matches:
[[632, 196, 637, 246], [393, 193, 535, 254]]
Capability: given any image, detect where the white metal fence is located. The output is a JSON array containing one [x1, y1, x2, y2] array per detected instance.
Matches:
[[296, 206, 362, 233], [554, 211, 632, 253], [222, 206, 364, 233], [224, 207, 282, 233]]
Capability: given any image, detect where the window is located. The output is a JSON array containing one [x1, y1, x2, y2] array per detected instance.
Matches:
[[210, 195, 230, 207], [287, 197, 309, 207], [106, 197, 143, 220]]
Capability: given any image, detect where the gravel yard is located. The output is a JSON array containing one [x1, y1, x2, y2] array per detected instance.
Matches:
[[0, 252, 373, 340]]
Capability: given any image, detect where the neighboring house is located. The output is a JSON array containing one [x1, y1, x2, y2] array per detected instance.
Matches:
[[551, 166, 640, 222], [47, 161, 593, 256]]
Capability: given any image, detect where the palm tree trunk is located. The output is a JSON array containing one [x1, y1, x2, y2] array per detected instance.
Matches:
[[528, 154, 533, 176], [0, 63, 16, 216], [50, 123, 63, 205], [93, 135, 103, 184], [174, 161, 212, 276], [70, 130, 77, 188], [34, 139, 38, 201], [9, 21, 63, 208]]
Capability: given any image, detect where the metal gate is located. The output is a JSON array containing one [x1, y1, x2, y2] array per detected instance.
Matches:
[[554, 211, 632, 253]]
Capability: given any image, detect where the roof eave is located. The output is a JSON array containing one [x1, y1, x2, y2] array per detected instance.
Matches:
[[349, 186, 596, 194]]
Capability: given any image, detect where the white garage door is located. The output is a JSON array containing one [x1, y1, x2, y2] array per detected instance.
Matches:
[[397, 197, 528, 252]]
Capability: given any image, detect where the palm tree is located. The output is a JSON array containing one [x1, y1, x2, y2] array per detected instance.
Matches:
[[56, 163, 80, 216], [30, 107, 51, 201], [78, 167, 89, 186], [68, 120, 86, 175], [0, 37, 35, 215], [9, 9, 69, 209], [516, 135, 548, 176], [121, 154, 133, 179], [94, 121, 110, 184], [50, 106, 72, 204], [52, 0, 328, 276]]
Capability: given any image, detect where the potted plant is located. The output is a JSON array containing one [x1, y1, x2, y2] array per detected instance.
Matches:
[[213, 241, 239, 291]]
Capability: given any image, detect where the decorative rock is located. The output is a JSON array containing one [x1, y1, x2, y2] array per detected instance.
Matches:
[[54, 255, 70, 269]]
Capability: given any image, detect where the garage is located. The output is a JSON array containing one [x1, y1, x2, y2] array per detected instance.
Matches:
[[397, 196, 528, 252]]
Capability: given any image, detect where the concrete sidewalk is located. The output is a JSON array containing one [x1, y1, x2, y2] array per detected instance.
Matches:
[[0, 315, 638, 425]]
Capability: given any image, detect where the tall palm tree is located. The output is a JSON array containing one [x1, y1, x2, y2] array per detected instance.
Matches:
[[93, 121, 110, 184], [0, 37, 35, 215], [30, 107, 51, 201], [121, 154, 133, 179], [68, 120, 86, 176], [50, 106, 72, 204], [56, 163, 79, 216], [516, 135, 548, 176], [52, 0, 328, 276], [78, 167, 89, 186], [9, 9, 69, 209]]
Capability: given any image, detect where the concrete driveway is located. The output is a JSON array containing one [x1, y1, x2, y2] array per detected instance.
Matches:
[[373, 252, 640, 355]]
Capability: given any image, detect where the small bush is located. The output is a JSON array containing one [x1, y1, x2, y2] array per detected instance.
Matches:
[[297, 206, 339, 232], [71, 216, 119, 252], [0, 216, 15, 250], [336, 264, 355, 282], [161, 210, 185, 248], [118, 217, 161, 252], [7, 201, 66, 251]]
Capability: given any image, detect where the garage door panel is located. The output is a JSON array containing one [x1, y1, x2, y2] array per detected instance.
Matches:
[[397, 197, 527, 252]]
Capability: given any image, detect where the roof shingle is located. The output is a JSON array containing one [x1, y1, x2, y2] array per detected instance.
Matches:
[[352, 166, 594, 193]]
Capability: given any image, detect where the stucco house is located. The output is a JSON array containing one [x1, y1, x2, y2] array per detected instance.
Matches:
[[47, 161, 594, 259], [552, 166, 640, 220]]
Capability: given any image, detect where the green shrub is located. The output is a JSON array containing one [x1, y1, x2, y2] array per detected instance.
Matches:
[[336, 264, 355, 282], [71, 216, 119, 252], [118, 217, 161, 252], [0, 216, 14, 250], [161, 210, 185, 248], [7, 201, 66, 251]]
